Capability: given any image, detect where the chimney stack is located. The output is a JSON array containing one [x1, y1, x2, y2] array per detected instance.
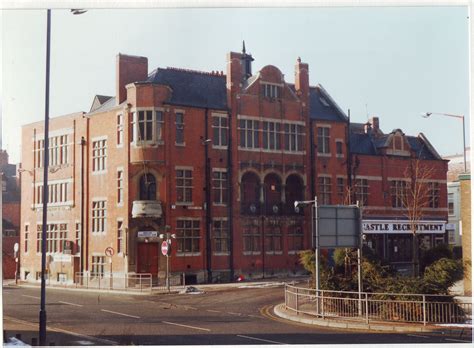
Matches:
[[295, 57, 309, 101], [370, 116, 380, 132], [116, 54, 148, 105]]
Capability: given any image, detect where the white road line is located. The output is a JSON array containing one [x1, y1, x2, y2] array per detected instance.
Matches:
[[407, 334, 430, 339], [206, 309, 220, 313], [445, 338, 471, 343], [101, 309, 140, 319], [21, 295, 40, 300], [4, 316, 118, 345], [237, 334, 286, 345], [185, 306, 198, 310], [59, 301, 83, 307], [227, 312, 241, 316], [162, 321, 211, 332]]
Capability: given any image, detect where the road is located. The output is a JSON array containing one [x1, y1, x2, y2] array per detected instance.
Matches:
[[2, 283, 472, 346]]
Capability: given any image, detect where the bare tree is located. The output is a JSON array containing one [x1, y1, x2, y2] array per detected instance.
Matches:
[[397, 159, 436, 277]]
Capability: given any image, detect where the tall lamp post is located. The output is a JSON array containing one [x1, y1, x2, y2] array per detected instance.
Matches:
[[39, 9, 86, 346], [422, 112, 467, 173]]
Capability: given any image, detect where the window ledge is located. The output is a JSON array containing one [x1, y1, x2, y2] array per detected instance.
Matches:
[[176, 252, 201, 257], [175, 142, 186, 147], [213, 252, 230, 256], [317, 153, 331, 157], [243, 251, 261, 256]]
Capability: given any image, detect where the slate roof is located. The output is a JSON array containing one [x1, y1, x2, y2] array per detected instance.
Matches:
[[309, 85, 347, 122], [349, 125, 441, 160], [88, 96, 118, 115], [145, 68, 228, 110]]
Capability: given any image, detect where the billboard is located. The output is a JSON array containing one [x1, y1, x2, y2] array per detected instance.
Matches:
[[317, 205, 361, 248]]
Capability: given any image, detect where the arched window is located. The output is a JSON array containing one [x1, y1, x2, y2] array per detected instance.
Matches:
[[285, 174, 304, 214], [241, 172, 260, 215], [264, 173, 282, 214], [139, 174, 156, 200]]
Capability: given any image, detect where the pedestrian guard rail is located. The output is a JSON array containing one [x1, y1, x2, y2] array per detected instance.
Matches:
[[284, 283, 472, 325], [74, 272, 153, 292], [153, 273, 186, 291]]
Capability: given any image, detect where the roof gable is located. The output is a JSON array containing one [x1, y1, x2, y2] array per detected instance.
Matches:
[[309, 85, 347, 122]]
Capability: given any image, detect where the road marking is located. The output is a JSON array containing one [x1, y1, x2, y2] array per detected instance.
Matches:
[[248, 314, 261, 318], [407, 334, 430, 339], [162, 321, 211, 332], [101, 309, 140, 319], [185, 306, 198, 310], [445, 338, 471, 343], [206, 309, 220, 313], [237, 334, 285, 345], [227, 312, 241, 316], [4, 316, 118, 345], [59, 301, 83, 307], [21, 295, 40, 300]]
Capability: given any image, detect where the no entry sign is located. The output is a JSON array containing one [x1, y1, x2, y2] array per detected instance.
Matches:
[[161, 241, 169, 256]]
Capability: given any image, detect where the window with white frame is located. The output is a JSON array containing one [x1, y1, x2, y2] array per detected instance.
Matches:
[[243, 223, 260, 253], [35, 135, 69, 168], [91, 256, 106, 277], [92, 139, 107, 172], [263, 83, 280, 99], [355, 178, 369, 206], [131, 110, 164, 145], [284, 123, 304, 152], [212, 219, 229, 253], [92, 200, 106, 233], [117, 114, 123, 145], [448, 193, 454, 215], [156, 111, 164, 142], [138, 110, 153, 141], [212, 170, 228, 205], [391, 180, 406, 208], [117, 220, 124, 254], [212, 115, 228, 147], [175, 112, 185, 144], [176, 219, 200, 254], [336, 140, 344, 156], [317, 127, 330, 154], [263, 121, 281, 150], [239, 119, 259, 149], [337, 177, 345, 203], [36, 223, 68, 253], [428, 182, 440, 208], [35, 181, 69, 205], [176, 169, 193, 203], [318, 176, 332, 205], [117, 170, 124, 204], [265, 224, 282, 253]]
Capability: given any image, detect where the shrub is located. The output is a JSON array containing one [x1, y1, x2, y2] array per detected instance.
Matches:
[[422, 258, 464, 294]]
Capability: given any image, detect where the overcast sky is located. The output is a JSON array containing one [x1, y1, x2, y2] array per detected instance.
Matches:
[[1, 5, 470, 164]]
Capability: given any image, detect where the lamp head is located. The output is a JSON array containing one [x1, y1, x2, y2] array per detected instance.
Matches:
[[71, 9, 88, 15], [421, 112, 432, 118]]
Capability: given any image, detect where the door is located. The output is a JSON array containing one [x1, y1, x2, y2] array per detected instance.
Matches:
[[137, 243, 159, 275]]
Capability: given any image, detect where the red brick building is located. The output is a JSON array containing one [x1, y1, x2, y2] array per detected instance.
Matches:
[[19, 47, 448, 284]]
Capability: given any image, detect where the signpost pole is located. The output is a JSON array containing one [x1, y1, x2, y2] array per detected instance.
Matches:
[[357, 201, 363, 317], [314, 196, 320, 316], [14, 243, 19, 285], [166, 254, 170, 292]]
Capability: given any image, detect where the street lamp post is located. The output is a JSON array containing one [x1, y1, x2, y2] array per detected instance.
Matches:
[[39, 10, 86, 345], [422, 112, 467, 172]]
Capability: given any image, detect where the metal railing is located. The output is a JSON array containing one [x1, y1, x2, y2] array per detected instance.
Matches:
[[74, 272, 153, 292], [153, 273, 186, 291], [284, 284, 472, 325]]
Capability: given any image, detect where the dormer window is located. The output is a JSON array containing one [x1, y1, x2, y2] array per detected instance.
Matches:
[[263, 83, 280, 99], [393, 135, 403, 151]]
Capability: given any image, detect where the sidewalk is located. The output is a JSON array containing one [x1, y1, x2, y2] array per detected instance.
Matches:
[[274, 303, 473, 337]]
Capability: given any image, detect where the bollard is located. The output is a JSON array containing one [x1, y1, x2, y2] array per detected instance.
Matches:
[[32, 337, 37, 346]]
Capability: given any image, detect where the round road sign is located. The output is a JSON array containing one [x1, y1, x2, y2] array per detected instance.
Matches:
[[13, 243, 19, 252], [105, 247, 115, 257], [161, 241, 169, 256]]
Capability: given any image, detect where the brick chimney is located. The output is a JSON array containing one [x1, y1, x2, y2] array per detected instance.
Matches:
[[116, 54, 148, 105], [370, 116, 380, 133], [0, 150, 9, 167], [295, 57, 309, 102]]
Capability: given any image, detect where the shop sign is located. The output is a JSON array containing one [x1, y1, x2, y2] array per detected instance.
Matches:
[[138, 230, 158, 238], [362, 220, 446, 234]]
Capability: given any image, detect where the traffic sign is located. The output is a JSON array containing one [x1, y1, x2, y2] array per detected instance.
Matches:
[[161, 241, 169, 256], [13, 243, 19, 252], [105, 247, 115, 257]]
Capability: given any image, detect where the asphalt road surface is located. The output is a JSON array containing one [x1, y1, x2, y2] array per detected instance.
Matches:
[[2, 283, 472, 346]]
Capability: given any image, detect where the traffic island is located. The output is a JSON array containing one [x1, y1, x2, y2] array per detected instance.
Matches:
[[273, 303, 473, 337]]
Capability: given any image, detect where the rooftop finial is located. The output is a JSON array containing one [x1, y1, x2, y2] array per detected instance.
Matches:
[[297, 56, 301, 63], [242, 40, 246, 54]]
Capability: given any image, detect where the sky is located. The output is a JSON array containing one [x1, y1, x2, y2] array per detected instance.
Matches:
[[1, 5, 470, 164]]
